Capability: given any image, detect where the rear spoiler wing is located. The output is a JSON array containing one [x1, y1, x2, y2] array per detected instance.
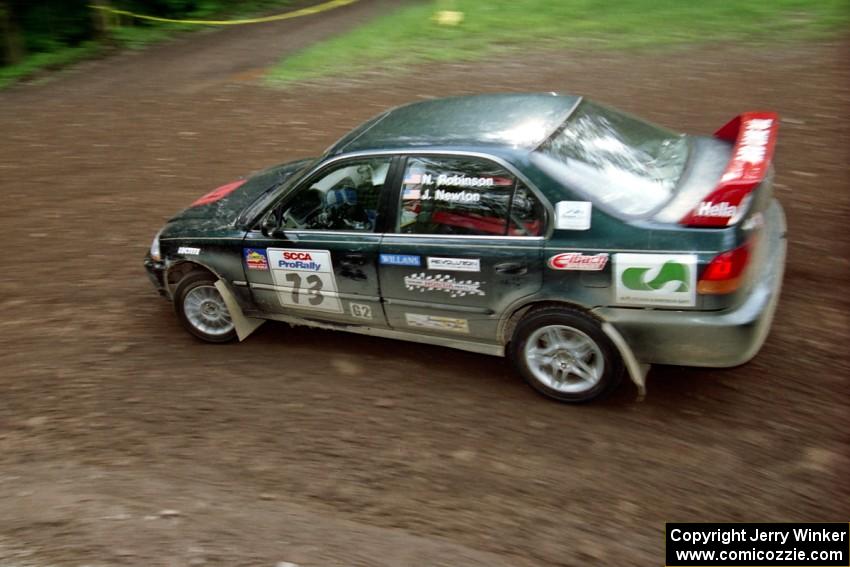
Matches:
[[680, 112, 779, 227]]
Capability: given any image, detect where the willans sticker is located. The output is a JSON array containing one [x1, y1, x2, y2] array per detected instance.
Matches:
[[403, 273, 485, 298]]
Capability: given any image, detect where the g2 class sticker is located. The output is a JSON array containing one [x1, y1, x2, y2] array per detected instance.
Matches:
[[243, 248, 269, 270], [555, 201, 592, 230], [349, 303, 373, 320], [427, 257, 480, 272], [267, 248, 343, 313], [380, 253, 421, 267], [403, 273, 485, 298], [614, 253, 697, 307], [177, 246, 201, 256], [405, 313, 469, 334], [548, 252, 608, 271]]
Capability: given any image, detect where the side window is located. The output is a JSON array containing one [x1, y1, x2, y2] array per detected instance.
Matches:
[[398, 156, 543, 237], [508, 184, 546, 236], [280, 158, 390, 232]]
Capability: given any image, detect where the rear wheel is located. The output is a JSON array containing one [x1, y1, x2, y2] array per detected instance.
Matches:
[[174, 272, 236, 343], [510, 308, 623, 402]]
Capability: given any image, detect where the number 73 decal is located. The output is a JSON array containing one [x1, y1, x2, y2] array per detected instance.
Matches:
[[267, 248, 344, 313]]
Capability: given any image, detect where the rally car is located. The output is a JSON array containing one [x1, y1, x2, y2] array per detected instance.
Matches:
[[144, 93, 786, 402]]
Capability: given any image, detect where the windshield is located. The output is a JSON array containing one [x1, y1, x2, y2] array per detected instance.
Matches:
[[534, 101, 688, 216]]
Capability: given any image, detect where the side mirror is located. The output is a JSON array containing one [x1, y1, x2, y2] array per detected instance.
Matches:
[[261, 211, 280, 238]]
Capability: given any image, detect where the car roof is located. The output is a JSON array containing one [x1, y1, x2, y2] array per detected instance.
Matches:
[[327, 93, 582, 156]]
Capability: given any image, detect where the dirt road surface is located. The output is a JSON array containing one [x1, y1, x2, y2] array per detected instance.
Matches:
[[0, 2, 848, 564]]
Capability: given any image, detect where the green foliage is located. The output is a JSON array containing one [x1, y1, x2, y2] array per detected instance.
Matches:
[[0, 0, 293, 85], [0, 41, 99, 88], [267, 0, 850, 84]]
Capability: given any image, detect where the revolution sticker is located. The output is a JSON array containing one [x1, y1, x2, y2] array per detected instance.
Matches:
[[403, 273, 485, 298], [548, 252, 608, 271], [405, 313, 469, 334], [427, 257, 480, 272], [243, 248, 268, 270], [267, 248, 342, 313], [614, 253, 697, 307]]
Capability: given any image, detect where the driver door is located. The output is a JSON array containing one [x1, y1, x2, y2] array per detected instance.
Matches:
[[243, 156, 396, 327]]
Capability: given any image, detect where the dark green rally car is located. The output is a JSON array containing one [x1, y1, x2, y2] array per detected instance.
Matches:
[[144, 93, 786, 402]]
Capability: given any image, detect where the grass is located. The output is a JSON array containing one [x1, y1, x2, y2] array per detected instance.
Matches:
[[0, 42, 101, 89], [0, 0, 294, 87], [267, 0, 850, 84]]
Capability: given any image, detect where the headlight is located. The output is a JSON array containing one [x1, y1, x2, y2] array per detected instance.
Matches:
[[150, 229, 163, 261]]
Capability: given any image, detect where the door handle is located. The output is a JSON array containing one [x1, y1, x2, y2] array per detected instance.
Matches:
[[494, 262, 527, 275], [341, 253, 367, 267]]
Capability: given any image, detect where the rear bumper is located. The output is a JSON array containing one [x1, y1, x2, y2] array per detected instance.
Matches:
[[594, 200, 787, 367]]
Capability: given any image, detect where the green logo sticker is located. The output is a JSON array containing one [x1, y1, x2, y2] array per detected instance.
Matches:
[[621, 261, 690, 292], [614, 254, 697, 307]]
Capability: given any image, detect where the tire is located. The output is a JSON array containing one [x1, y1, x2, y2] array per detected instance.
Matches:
[[509, 307, 623, 402], [174, 271, 237, 343]]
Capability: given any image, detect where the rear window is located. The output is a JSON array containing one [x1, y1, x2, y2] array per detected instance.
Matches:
[[534, 101, 688, 216]]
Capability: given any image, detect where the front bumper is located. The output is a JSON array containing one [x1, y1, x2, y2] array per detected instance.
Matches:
[[143, 255, 168, 298], [594, 200, 787, 367]]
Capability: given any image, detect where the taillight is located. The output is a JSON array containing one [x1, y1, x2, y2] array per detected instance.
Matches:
[[698, 242, 751, 294]]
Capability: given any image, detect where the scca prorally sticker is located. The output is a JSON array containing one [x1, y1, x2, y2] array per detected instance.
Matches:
[[177, 246, 201, 256], [243, 248, 268, 270], [379, 253, 421, 267], [614, 253, 697, 307], [267, 248, 342, 313], [403, 273, 485, 298], [548, 252, 608, 271], [349, 303, 373, 320], [427, 257, 480, 272], [405, 313, 469, 334], [555, 201, 592, 230]]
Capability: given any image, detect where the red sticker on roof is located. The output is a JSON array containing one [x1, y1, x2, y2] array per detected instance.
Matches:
[[680, 112, 779, 227], [191, 179, 246, 207]]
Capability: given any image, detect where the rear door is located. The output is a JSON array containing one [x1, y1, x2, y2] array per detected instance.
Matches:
[[242, 156, 395, 327], [378, 155, 546, 342]]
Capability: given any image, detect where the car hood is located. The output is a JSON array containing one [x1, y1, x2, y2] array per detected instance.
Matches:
[[169, 157, 314, 226]]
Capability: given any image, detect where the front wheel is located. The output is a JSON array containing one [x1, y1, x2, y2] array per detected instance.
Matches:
[[510, 308, 623, 402], [174, 272, 237, 343]]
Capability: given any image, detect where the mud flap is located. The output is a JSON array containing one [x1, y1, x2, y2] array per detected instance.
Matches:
[[214, 279, 265, 341], [602, 322, 649, 401]]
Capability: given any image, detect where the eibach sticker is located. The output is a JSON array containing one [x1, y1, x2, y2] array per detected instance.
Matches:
[[547, 252, 609, 271]]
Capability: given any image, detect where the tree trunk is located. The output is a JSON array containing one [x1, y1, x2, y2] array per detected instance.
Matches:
[[0, 0, 26, 66], [90, 0, 113, 45]]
